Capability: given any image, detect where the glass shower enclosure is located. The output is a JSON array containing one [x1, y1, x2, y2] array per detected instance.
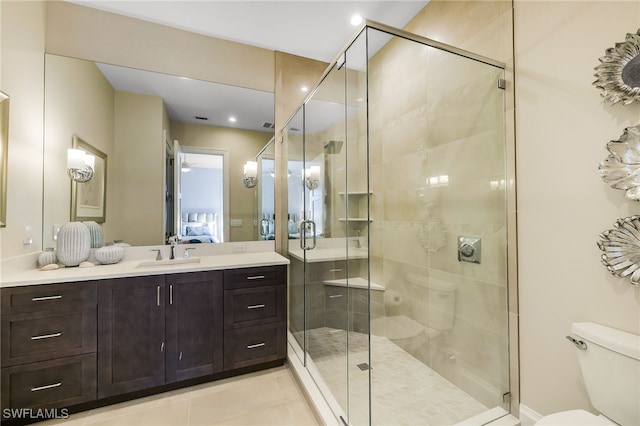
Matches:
[[285, 22, 510, 425]]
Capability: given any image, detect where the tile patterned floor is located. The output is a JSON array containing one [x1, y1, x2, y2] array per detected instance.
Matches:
[[41, 366, 319, 426], [305, 327, 489, 425]]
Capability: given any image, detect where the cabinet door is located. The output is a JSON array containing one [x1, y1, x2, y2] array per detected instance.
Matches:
[[165, 271, 223, 383], [98, 276, 166, 398]]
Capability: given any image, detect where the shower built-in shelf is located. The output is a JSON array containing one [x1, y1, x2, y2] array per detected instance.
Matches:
[[323, 277, 385, 291], [339, 191, 373, 223], [338, 191, 373, 196]]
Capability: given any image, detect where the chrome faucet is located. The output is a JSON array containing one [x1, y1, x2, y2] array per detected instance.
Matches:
[[353, 230, 361, 249], [151, 249, 162, 261], [184, 247, 195, 259], [168, 235, 179, 260]]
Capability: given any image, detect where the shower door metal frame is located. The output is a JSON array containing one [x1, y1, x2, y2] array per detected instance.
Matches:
[[282, 19, 517, 423]]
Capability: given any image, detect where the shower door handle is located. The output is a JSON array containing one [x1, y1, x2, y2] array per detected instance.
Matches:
[[299, 220, 317, 250]]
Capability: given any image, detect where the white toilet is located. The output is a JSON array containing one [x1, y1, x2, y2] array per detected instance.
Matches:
[[536, 322, 640, 426], [371, 276, 456, 352]]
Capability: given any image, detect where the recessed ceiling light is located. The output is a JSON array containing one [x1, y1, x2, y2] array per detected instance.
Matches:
[[351, 14, 363, 26], [301, 86, 308, 92], [229, 116, 237, 122]]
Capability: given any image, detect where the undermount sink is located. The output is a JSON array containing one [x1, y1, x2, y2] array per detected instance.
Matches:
[[135, 258, 201, 268]]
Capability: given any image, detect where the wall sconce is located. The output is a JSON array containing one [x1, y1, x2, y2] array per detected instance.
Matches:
[[67, 149, 95, 183], [304, 166, 320, 190], [242, 161, 258, 188]]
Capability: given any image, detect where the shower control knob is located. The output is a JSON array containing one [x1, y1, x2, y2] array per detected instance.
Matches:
[[457, 236, 481, 264], [459, 243, 475, 257]]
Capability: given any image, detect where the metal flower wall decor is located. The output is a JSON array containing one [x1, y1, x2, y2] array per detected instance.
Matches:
[[598, 216, 640, 286], [593, 28, 640, 105], [599, 126, 640, 200]]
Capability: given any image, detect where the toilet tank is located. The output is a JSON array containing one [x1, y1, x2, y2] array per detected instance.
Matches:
[[427, 278, 456, 331], [571, 322, 640, 426]]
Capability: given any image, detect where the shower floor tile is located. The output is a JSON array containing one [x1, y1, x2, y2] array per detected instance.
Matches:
[[304, 327, 488, 426]]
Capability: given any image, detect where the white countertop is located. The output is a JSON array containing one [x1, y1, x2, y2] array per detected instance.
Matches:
[[1, 251, 289, 288]]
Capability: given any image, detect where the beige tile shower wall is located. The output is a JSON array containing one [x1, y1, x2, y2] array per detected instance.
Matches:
[[401, 0, 516, 410], [367, 26, 510, 407]]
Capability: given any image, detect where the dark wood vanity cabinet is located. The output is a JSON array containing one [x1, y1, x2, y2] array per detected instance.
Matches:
[[223, 265, 287, 370], [165, 271, 223, 383], [1, 282, 98, 417], [97, 271, 223, 398], [97, 275, 167, 398], [1, 263, 286, 421]]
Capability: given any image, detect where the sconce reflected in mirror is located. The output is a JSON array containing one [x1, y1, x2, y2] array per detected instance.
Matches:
[[67, 148, 95, 183], [304, 166, 320, 190], [242, 160, 258, 188]]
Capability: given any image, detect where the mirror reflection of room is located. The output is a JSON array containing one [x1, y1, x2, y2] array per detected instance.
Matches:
[[178, 151, 224, 243], [42, 54, 274, 248]]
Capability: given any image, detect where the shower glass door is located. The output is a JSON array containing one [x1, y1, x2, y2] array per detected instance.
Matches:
[[365, 26, 509, 425], [286, 21, 509, 426], [302, 60, 351, 423]]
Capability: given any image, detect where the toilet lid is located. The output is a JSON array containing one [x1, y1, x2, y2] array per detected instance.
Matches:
[[536, 410, 615, 426]]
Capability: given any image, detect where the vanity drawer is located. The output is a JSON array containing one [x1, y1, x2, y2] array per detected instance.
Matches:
[[1, 353, 96, 413], [307, 261, 348, 282], [324, 286, 348, 310], [1, 308, 97, 367], [223, 323, 286, 370], [224, 285, 285, 330], [1, 282, 97, 315], [223, 265, 286, 290]]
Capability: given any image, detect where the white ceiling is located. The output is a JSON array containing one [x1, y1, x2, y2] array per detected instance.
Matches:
[[70, 1, 428, 62], [69, 1, 428, 132]]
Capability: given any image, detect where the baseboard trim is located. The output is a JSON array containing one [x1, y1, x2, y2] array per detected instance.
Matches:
[[519, 404, 543, 426]]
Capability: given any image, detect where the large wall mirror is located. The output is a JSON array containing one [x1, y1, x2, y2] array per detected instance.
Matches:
[[43, 54, 275, 249]]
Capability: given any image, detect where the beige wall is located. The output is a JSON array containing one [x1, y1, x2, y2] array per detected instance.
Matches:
[[111, 92, 166, 246], [45, 1, 274, 93], [0, 1, 45, 262], [514, 0, 640, 419], [274, 51, 328, 254], [170, 122, 272, 242], [43, 54, 115, 248]]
